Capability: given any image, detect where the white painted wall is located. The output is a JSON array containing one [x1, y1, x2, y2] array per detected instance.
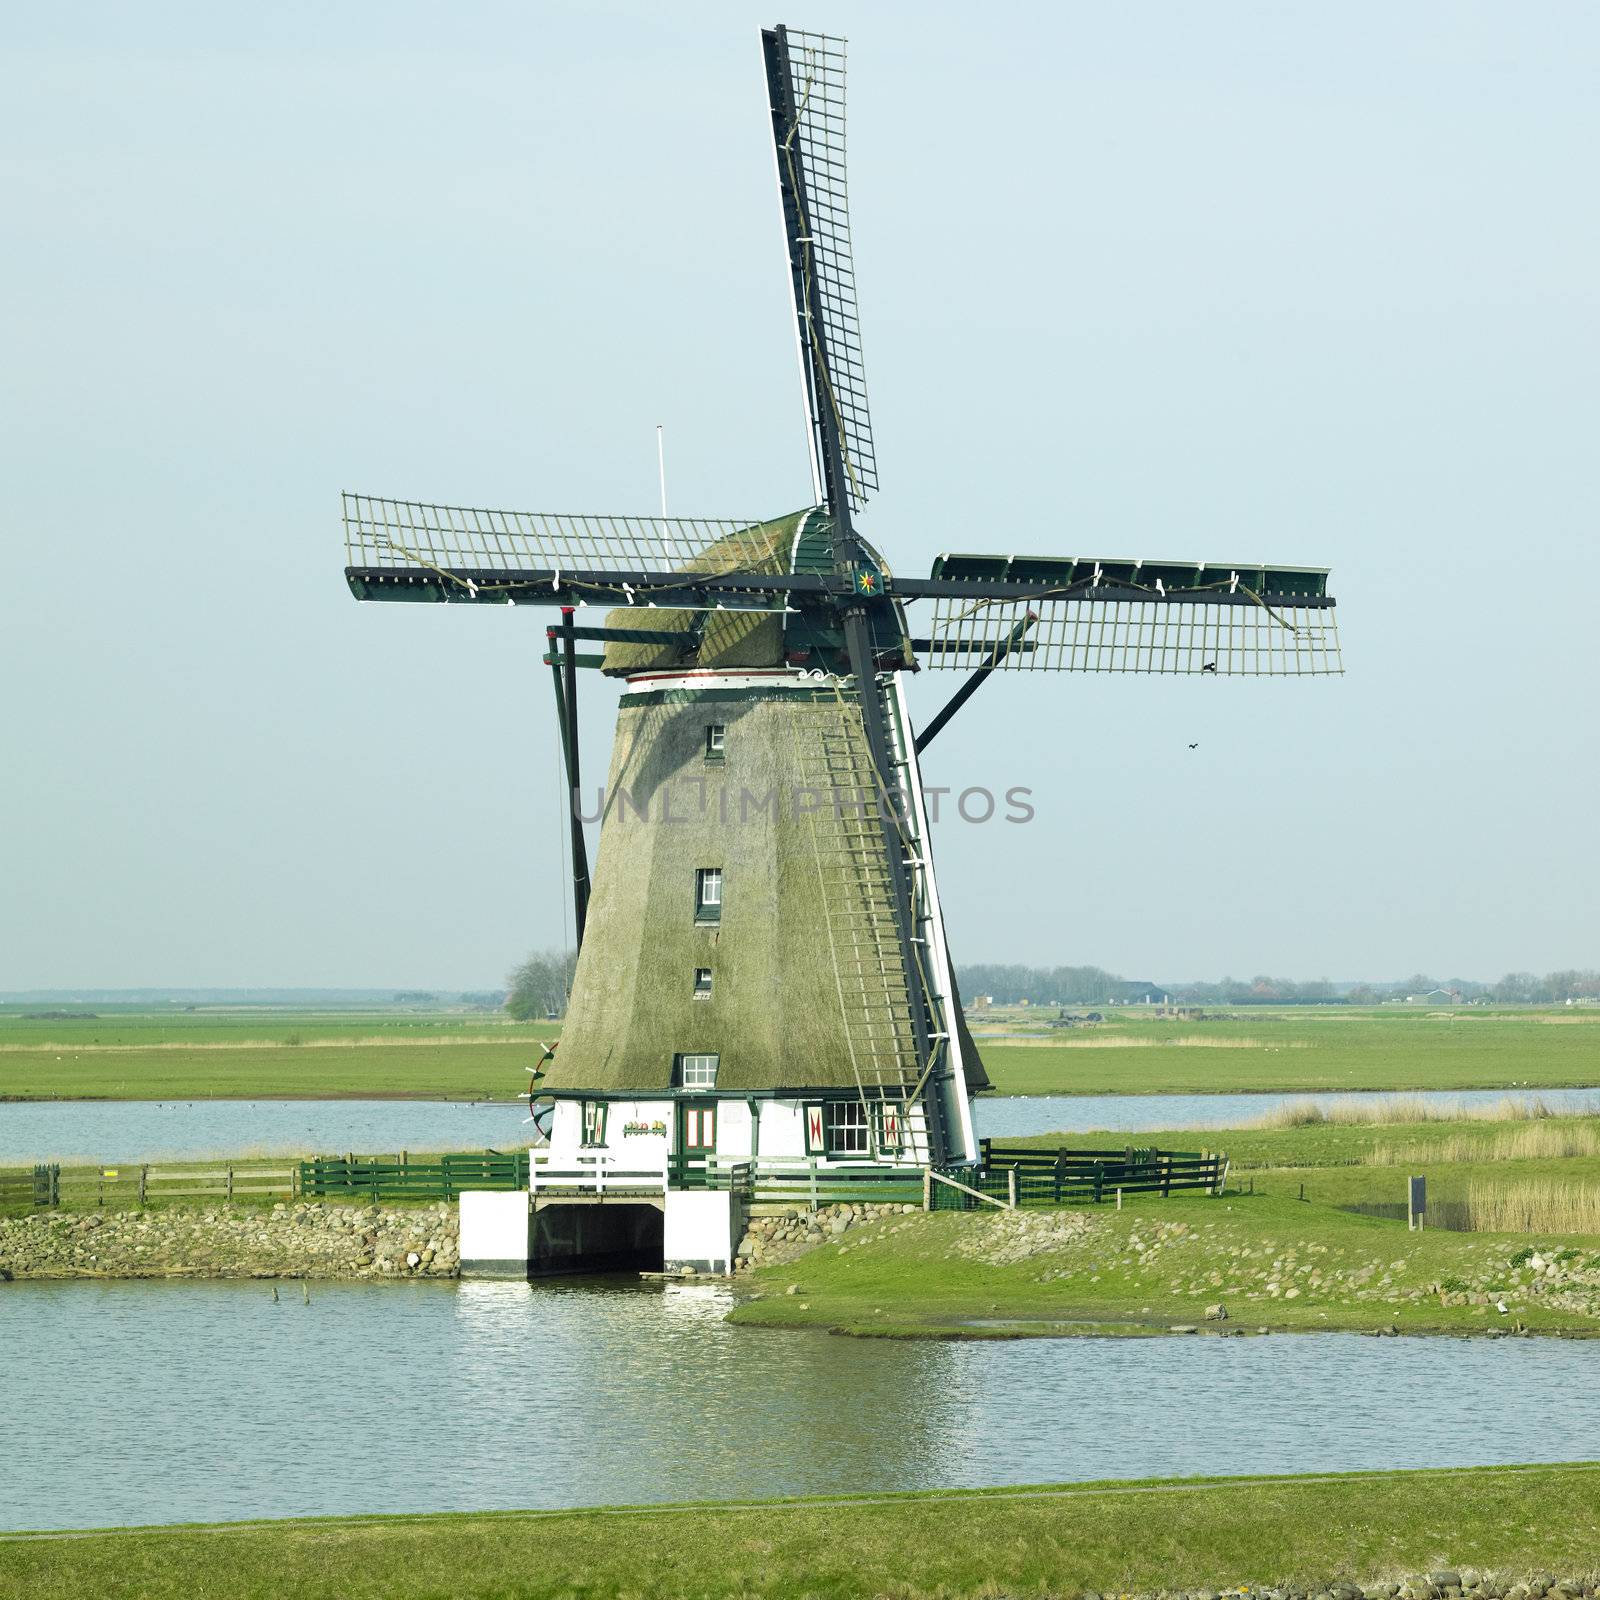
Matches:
[[663, 1189, 738, 1272], [458, 1190, 531, 1276], [756, 1100, 806, 1157]]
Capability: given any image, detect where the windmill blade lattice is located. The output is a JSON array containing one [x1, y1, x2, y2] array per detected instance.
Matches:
[[343, 493, 784, 584], [918, 551, 1342, 676], [771, 30, 877, 513], [922, 594, 1342, 676]]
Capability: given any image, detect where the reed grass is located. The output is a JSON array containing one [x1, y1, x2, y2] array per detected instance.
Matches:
[[1246, 1094, 1561, 1130], [1460, 1179, 1600, 1234], [1370, 1123, 1600, 1167]]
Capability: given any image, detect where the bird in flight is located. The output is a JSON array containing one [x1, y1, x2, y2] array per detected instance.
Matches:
[[1188, 743, 1198, 750], [1201, 661, 1218, 674]]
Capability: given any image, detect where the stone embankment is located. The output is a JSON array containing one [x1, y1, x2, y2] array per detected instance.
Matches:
[[0, 1202, 459, 1280], [1096, 1569, 1600, 1600], [734, 1200, 919, 1270]]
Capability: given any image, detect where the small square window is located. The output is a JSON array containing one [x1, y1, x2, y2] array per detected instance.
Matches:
[[675, 1053, 719, 1089], [693, 967, 713, 999], [695, 867, 722, 922], [705, 724, 726, 761], [824, 1100, 869, 1157], [580, 1100, 608, 1147]]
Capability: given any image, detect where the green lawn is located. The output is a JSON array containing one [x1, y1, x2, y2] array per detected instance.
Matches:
[[729, 1186, 1600, 1338], [977, 1009, 1600, 1096], [2, 1465, 1596, 1600]]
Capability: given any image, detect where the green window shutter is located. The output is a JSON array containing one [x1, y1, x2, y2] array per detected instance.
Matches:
[[803, 1103, 825, 1155], [875, 1101, 904, 1154]]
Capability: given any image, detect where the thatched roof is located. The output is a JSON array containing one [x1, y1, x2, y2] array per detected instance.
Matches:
[[544, 678, 989, 1097], [598, 508, 912, 676]]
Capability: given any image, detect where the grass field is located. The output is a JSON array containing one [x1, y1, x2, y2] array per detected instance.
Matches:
[[0, 1010, 557, 1100], [1, 1005, 1596, 1100], [3, 1465, 1597, 1600], [977, 1009, 1600, 1096]]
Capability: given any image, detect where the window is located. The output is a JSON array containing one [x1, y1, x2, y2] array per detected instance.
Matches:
[[823, 1100, 869, 1157], [692, 968, 713, 1000], [704, 723, 726, 761], [580, 1100, 608, 1147], [675, 1052, 719, 1089], [695, 867, 722, 923]]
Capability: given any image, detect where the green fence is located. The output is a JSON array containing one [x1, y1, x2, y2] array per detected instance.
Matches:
[[930, 1143, 1226, 1210], [750, 1161, 925, 1208], [298, 1151, 529, 1202]]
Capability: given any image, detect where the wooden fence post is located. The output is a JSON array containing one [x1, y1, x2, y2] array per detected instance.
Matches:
[[922, 1167, 932, 1212], [138, 1166, 147, 1206], [226, 1166, 234, 1202], [1007, 1167, 1019, 1209]]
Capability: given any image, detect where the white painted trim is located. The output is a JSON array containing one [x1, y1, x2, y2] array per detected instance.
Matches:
[[889, 674, 980, 1165], [622, 667, 827, 696]]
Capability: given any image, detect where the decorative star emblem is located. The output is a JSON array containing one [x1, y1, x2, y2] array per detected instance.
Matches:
[[856, 569, 878, 595]]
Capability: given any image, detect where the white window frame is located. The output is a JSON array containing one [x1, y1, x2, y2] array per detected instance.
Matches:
[[705, 723, 726, 758], [677, 1052, 719, 1089], [692, 968, 713, 1000], [695, 867, 723, 921], [823, 1099, 869, 1157]]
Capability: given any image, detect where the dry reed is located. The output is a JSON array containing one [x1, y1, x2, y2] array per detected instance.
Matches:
[[1370, 1123, 1600, 1167], [1245, 1094, 1562, 1130], [1460, 1179, 1600, 1234]]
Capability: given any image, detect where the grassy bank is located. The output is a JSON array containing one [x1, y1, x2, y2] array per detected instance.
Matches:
[[3, 1465, 1597, 1600], [2, 1006, 1596, 1101], [729, 1187, 1600, 1338]]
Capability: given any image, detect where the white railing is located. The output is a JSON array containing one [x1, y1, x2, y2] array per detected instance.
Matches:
[[528, 1151, 668, 1196]]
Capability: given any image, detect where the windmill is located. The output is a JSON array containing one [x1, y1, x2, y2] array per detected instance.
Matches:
[[342, 26, 1341, 1214]]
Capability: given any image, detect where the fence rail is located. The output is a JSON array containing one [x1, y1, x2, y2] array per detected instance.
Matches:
[[931, 1143, 1227, 1210], [301, 1152, 528, 1201], [0, 1162, 300, 1209]]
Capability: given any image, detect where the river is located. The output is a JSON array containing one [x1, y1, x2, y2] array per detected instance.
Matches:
[[0, 1276, 1593, 1532], [8, 1088, 1600, 1165]]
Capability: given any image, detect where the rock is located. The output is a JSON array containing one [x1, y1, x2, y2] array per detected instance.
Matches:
[[1170, 1325, 1198, 1334], [785, 1283, 800, 1295], [1204, 1303, 1227, 1321], [1428, 1576, 1461, 1590]]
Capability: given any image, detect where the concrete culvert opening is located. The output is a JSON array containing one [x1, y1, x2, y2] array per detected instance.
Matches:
[[531, 1202, 664, 1275]]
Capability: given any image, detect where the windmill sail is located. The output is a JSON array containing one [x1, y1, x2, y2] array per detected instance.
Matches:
[[344, 493, 785, 579], [764, 28, 877, 515], [917, 553, 1342, 676]]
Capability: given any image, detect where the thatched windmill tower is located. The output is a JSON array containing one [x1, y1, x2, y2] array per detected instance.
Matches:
[[342, 26, 1341, 1270]]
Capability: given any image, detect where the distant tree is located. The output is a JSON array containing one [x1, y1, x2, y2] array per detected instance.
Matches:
[[506, 949, 578, 1021], [1345, 984, 1379, 1005]]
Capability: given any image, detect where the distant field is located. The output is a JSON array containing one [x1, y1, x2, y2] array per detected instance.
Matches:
[[0, 1011, 558, 1101], [977, 1009, 1600, 1096], [1, 1005, 1596, 1100]]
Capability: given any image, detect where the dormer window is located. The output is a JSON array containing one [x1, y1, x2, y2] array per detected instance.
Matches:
[[675, 1053, 720, 1089], [693, 967, 713, 999], [705, 724, 726, 762]]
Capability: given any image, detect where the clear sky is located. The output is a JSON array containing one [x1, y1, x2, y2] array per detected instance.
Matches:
[[4, 1, 1596, 990]]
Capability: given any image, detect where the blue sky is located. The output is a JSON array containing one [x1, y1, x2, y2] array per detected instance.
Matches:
[[4, 1, 1596, 988]]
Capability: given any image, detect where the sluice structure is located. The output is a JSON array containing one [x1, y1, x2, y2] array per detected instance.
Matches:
[[341, 25, 1342, 1276]]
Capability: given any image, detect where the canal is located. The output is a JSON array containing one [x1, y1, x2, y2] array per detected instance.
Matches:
[[0, 1276, 1593, 1532]]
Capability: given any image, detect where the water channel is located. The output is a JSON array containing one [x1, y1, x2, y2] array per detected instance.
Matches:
[[1, 1276, 1594, 1532], [8, 1088, 1600, 1165]]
